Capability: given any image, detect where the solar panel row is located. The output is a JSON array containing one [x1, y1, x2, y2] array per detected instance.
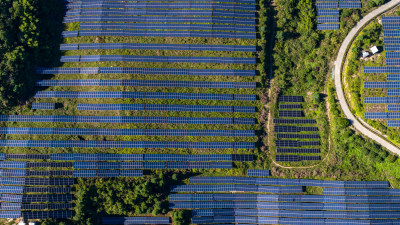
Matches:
[[63, 15, 256, 25], [316, 9, 340, 16], [66, 2, 256, 11], [171, 193, 397, 203], [387, 74, 400, 81], [170, 185, 304, 193], [73, 170, 143, 177], [51, 153, 252, 161], [65, 0, 256, 3], [31, 103, 56, 110], [188, 176, 389, 187], [247, 170, 270, 177], [364, 97, 400, 104], [181, 203, 400, 212], [0, 115, 255, 125], [275, 140, 320, 147], [34, 91, 256, 101], [317, 24, 339, 30], [275, 155, 320, 162], [79, 23, 256, 33], [102, 216, 170, 224], [73, 162, 232, 169], [60, 43, 256, 52], [276, 133, 320, 139], [36, 79, 256, 89], [323, 188, 400, 196], [76, 103, 255, 113], [65, 9, 256, 18], [0, 178, 74, 186], [21, 203, 73, 210], [316, 16, 339, 23], [364, 82, 400, 88], [62, 30, 257, 39], [37, 67, 255, 76], [0, 140, 255, 149], [21, 210, 73, 219], [274, 126, 319, 132], [278, 96, 303, 102], [61, 54, 256, 64], [0, 127, 255, 137], [278, 111, 303, 118], [273, 118, 316, 124], [279, 104, 302, 109], [277, 148, 321, 154]]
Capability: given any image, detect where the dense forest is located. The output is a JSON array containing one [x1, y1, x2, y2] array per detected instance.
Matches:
[[0, 0, 63, 110]]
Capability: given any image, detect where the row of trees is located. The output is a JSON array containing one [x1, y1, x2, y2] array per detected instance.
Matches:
[[0, 0, 63, 111]]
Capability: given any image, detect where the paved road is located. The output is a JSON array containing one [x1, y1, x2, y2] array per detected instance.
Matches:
[[334, 0, 400, 157]]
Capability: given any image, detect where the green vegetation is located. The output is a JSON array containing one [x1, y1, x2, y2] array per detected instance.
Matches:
[[0, 0, 63, 110]]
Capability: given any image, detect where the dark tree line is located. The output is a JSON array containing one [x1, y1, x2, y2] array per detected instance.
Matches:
[[0, 0, 63, 110]]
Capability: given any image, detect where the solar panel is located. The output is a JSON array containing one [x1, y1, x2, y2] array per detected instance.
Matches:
[[317, 9, 339, 16], [279, 104, 302, 109], [66, 2, 256, 11], [364, 82, 400, 88], [0, 115, 254, 125], [277, 133, 320, 139], [316, 2, 338, 8], [274, 126, 318, 132], [278, 96, 303, 102], [102, 216, 170, 224], [61, 43, 256, 52], [37, 67, 255, 76], [276, 155, 320, 162], [34, 91, 256, 101], [76, 30, 257, 39], [278, 111, 303, 117], [316, 16, 339, 23], [339, 2, 361, 8], [61, 54, 256, 64], [35, 79, 256, 89], [66, 9, 256, 18], [317, 24, 339, 30], [31, 103, 56, 110], [277, 148, 321, 153], [75, 103, 254, 113], [273, 119, 316, 124], [247, 170, 270, 177]]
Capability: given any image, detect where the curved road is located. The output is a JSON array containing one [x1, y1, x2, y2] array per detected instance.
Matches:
[[334, 0, 400, 156]]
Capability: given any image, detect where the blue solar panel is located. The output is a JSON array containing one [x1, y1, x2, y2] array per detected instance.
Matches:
[[31, 103, 55, 110], [387, 74, 400, 80], [35, 79, 256, 89], [66, 9, 255, 18], [0, 140, 256, 149], [317, 9, 339, 16], [61, 54, 256, 64], [364, 82, 400, 88], [385, 30, 400, 37], [61, 43, 256, 52], [364, 112, 388, 119], [75, 103, 254, 113], [316, 3, 338, 8], [317, 24, 339, 30], [64, 15, 256, 25], [247, 170, 270, 177], [37, 67, 255, 76], [34, 91, 256, 101], [276, 155, 320, 162], [316, 17, 339, 23], [102, 216, 170, 224], [70, 30, 257, 39], [339, 2, 361, 8], [0, 115, 254, 125]]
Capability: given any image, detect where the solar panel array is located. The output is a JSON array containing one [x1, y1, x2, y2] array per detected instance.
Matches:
[[60, 55, 256, 64], [247, 170, 270, 177], [31, 103, 56, 110], [60, 43, 256, 52], [102, 216, 170, 224], [76, 103, 255, 113], [363, 17, 400, 126], [274, 96, 321, 162], [34, 91, 256, 101], [316, 0, 360, 30], [169, 175, 399, 224], [0, 153, 254, 218]]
